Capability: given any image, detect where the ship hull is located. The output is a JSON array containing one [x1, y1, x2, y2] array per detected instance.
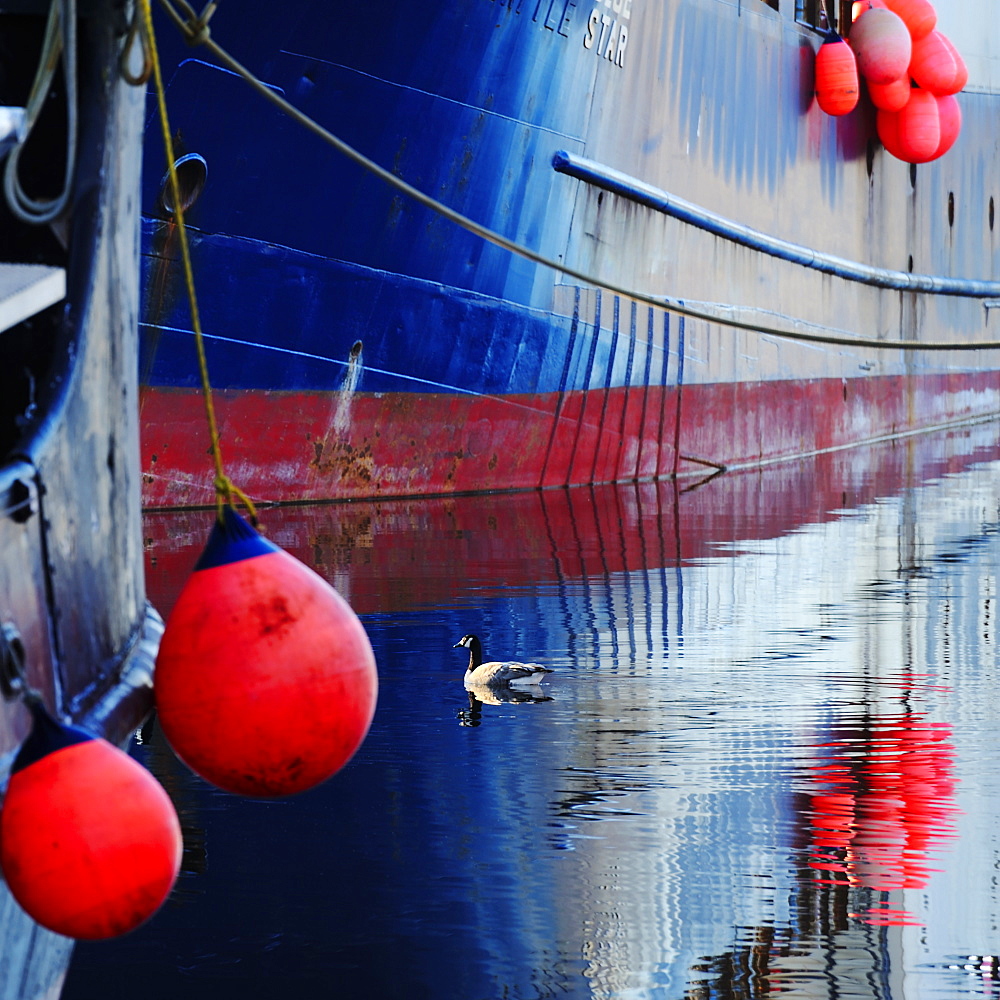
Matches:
[[138, 0, 1000, 506]]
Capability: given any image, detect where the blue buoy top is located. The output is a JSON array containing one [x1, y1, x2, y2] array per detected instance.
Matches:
[[194, 506, 280, 571], [11, 699, 94, 774]]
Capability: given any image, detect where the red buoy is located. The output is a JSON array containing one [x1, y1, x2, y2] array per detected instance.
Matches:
[[910, 30, 961, 95], [896, 87, 940, 161], [815, 31, 860, 116], [882, 0, 936, 40], [876, 107, 908, 159], [0, 701, 182, 940], [867, 75, 912, 111], [939, 32, 968, 92], [849, 8, 911, 84], [851, 0, 888, 15], [154, 507, 378, 798], [934, 93, 962, 157]]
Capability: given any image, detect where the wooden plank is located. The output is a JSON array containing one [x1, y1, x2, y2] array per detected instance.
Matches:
[[0, 264, 65, 334]]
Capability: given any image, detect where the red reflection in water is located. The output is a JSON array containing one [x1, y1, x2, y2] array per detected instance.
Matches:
[[807, 713, 960, 921]]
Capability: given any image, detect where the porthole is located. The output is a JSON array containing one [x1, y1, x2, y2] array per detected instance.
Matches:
[[948, 191, 955, 227], [159, 153, 208, 215], [907, 255, 914, 272], [990, 197, 996, 232], [909, 163, 917, 189]]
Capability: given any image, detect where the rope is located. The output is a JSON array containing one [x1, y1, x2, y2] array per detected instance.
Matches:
[[141, 0, 256, 524], [3, 0, 78, 226], [154, 0, 1000, 354], [121, 0, 153, 86]]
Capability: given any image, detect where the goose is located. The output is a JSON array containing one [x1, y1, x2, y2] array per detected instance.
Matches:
[[454, 634, 553, 690]]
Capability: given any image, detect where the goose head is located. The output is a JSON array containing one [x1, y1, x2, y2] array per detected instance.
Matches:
[[453, 634, 482, 670]]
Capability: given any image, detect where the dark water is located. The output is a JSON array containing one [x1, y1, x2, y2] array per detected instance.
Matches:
[[61, 425, 1000, 1000]]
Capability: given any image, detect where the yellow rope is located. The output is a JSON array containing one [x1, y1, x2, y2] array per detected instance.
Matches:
[[140, 0, 256, 524]]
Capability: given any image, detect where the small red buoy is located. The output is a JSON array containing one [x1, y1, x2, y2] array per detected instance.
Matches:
[[934, 93, 962, 157], [849, 8, 911, 84], [882, 0, 936, 41], [0, 701, 182, 940], [910, 30, 961, 95], [815, 30, 860, 116], [154, 507, 378, 798], [896, 87, 940, 161], [867, 75, 912, 111]]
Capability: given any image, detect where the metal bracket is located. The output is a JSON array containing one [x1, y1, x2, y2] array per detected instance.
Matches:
[[0, 622, 27, 701]]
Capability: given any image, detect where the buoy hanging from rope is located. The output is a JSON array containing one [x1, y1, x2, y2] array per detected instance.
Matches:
[[849, 8, 911, 84], [143, 0, 375, 798], [815, 30, 860, 116], [154, 507, 378, 798], [0, 700, 182, 940]]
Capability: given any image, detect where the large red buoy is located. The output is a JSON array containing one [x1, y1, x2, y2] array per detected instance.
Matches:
[[154, 507, 378, 798], [934, 93, 962, 157], [0, 700, 182, 939], [849, 8, 911, 84], [867, 75, 912, 111], [815, 30, 860, 116], [882, 0, 936, 40], [910, 30, 961, 95], [896, 87, 940, 161]]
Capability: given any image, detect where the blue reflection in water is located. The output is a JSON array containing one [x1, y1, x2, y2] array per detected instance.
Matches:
[[61, 424, 1000, 1000]]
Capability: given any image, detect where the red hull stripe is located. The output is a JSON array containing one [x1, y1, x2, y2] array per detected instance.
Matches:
[[139, 374, 1000, 506]]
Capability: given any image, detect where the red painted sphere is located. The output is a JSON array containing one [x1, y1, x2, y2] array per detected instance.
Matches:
[[155, 545, 378, 798], [850, 9, 911, 85], [815, 35, 860, 116], [0, 739, 182, 940], [934, 93, 962, 157], [867, 75, 912, 112], [882, 0, 936, 41], [896, 87, 941, 161], [876, 107, 907, 159], [938, 33, 968, 92], [910, 30, 961, 95]]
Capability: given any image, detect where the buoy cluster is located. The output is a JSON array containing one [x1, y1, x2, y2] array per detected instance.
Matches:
[[0, 507, 377, 940], [815, 0, 966, 163]]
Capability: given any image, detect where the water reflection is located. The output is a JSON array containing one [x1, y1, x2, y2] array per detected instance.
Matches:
[[806, 713, 958, 899], [60, 423, 1000, 1000], [459, 686, 554, 727]]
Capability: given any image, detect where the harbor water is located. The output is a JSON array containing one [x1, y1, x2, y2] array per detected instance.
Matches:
[[61, 423, 1000, 999]]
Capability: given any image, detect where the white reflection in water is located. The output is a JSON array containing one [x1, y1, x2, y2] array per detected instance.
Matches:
[[62, 424, 1000, 1000]]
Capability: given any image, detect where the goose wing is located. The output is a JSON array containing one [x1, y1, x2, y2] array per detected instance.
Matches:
[[467, 660, 552, 687]]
